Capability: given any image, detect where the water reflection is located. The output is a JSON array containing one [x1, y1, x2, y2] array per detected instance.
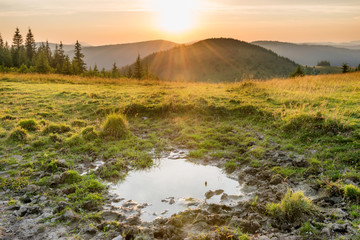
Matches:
[[110, 151, 241, 221]]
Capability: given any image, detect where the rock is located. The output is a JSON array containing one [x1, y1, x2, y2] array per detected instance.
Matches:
[[257, 171, 272, 181], [53, 201, 69, 214], [169, 198, 175, 205], [245, 176, 259, 186], [220, 193, 229, 201], [56, 159, 68, 168], [258, 236, 271, 240], [17, 205, 29, 217], [24, 184, 41, 193], [270, 175, 282, 185], [214, 189, 224, 195], [39, 196, 47, 201], [62, 186, 76, 195], [84, 225, 97, 235], [238, 219, 260, 233], [112, 236, 123, 240], [82, 200, 101, 211], [332, 223, 348, 232], [7, 205, 20, 211], [330, 208, 347, 219], [243, 166, 258, 175], [122, 200, 137, 208], [194, 213, 206, 223], [127, 214, 141, 225], [61, 209, 79, 221], [16, 205, 41, 217], [293, 156, 309, 167], [51, 173, 67, 185], [205, 190, 215, 199], [102, 211, 124, 221], [22, 195, 32, 204], [321, 227, 331, 237]]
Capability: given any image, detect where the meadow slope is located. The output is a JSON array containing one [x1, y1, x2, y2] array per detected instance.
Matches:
[[0, 73, 360, 239]]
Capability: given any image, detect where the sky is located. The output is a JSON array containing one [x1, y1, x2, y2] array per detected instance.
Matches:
[[1, 0, 360, 46]]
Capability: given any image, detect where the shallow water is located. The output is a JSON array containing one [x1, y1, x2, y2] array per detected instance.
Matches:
[[110, 151, 242, 222]]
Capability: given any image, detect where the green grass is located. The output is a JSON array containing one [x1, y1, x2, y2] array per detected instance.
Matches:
[[1, 72, 360, 237]]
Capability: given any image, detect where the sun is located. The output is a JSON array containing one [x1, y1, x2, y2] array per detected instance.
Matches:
[[154, 0, 200, 33]]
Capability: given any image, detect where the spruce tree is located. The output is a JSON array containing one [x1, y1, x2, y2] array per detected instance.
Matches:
[[93, 64, 99, 76], [342, 63, 349, 73], [134, 54, 143, 79], [45, 41, 52, 63], [11, 27, 25, 67], [127, 67, 133, 78], [53, 41, 65, 72], [25, 28, 36, 64], [73, 40, 86, 73], [101, 67, 106, 77], [0, 33, 3, 47], [35, 50, 51, 73], [289, 65, 305, 78], [62, 55, 73, 75], [112, 62, 119, 78], [58, 42, 65, 67]]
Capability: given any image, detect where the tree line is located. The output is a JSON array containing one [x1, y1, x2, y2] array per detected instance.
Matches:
[[0, 27, 154, 79]]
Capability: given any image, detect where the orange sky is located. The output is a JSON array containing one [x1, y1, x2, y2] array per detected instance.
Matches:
[[1, 0, 360, 45]]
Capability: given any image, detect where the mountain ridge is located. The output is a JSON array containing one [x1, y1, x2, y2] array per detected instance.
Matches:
[[252, 41, 360, 66], [126, 38, 298, 82]]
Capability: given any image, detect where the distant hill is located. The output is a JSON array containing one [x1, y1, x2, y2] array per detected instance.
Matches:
[[66, 40, 178, 70], [36, 42, 74, 52], [305, 41, 360, 50], [252, 41, 360, 67], [126, 38, 298, 82]]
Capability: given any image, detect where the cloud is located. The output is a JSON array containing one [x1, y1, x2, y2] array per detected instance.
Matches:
[[0, 0, 151, 16]]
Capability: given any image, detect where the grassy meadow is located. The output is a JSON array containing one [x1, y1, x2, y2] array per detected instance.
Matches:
[[1, 72, 360, 238]]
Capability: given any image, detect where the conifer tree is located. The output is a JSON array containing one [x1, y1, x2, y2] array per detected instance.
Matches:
[[289, 65, 305, 78], [62, 55, 73, 75], [342, 63, 349, 73], [0, 41, 12, 67], [35, 50, 51, 73], [134, 54, 142, 79], [112, 62, 119, 78], [127, 67, 133, 78], [53, 41, 65, 72], [93, 64, 99, 76], [101, 67, 106, 77], [11, 27, 25, 67], [73, 40, 86, 73], [44, 41, 52, 63], [0, 33, 3, 47], [58, 42, 65, 66], [25, 28, 36, 64]]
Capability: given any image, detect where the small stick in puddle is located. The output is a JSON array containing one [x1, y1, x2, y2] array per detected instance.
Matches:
[[205, 181, 207, 187]]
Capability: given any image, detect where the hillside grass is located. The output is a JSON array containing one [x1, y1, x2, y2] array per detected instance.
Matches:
[[1, 72, 360, 219]]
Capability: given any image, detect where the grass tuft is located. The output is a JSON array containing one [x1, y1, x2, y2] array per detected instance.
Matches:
[[8, 127, 28, 142], [266, 190, 314, 223], [18, 119, 39, 131], [101, 113, 128, 140], [43, 123, 71, 134], [344, 184, 360, 201]]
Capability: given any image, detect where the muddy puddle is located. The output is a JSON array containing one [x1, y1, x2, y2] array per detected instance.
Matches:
[[109, 151, 243, 222]]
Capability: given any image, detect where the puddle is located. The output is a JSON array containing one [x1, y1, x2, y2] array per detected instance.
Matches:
[[109, 151, 242, 222]]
